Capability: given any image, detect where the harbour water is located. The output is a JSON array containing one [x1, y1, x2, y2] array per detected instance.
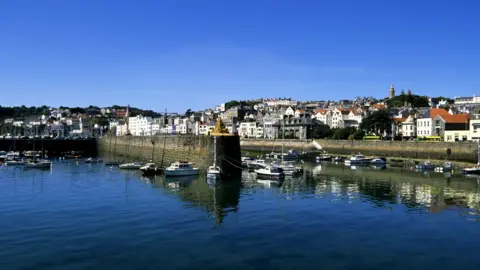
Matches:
[[1, 161, 480, 269]]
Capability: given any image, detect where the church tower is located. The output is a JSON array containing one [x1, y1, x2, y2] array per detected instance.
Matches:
[[389, 84, 395, 98]]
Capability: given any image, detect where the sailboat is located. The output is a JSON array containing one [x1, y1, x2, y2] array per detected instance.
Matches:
[[207, 136, 221, 179], [25, 135, 52, 169], [462, 144, 480, 175]]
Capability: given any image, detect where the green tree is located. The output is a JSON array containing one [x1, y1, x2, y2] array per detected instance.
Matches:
[[332, 127, 356, 140], [360, 109, 393, 135]]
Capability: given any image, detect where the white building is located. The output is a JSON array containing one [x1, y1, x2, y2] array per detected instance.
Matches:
[[284, 107, 295, 117], [195, 122, 215, 135], [255, 126, 264, 138], [454, 96, 480, 105], [128, 115, 153, 136], [239, 122, 257, 138], [313, 109, 332, 126], [396, 115, 416, 138], [264, 98, 297, 107], [470, 114, 480, 142], [416, 108, 451, 137], [116, 124, 129, 136]]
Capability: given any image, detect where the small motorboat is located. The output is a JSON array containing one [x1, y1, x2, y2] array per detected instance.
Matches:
[[272, 162, 303, 176], [255, 166, 285, 179], [345, 154, 372, 166], [333, 156, 344, 162], [5, 159, 26, 166], [435, 161, 454, 173], [416, 161, 435, 171], [371, 157, 387, 165], [140, 163, 164, 176], [316, 154, 332, 162], [206, 165, 221, 179], [119, 162, 144, 170], [248, 159, 269, 169], [85, 157, 103, 164], [276, 149, 307, 161], [0, 151, 7, 161], [25, 160, 52, 169], [462, 163, 480, 175], [164, 161, 199, 177]]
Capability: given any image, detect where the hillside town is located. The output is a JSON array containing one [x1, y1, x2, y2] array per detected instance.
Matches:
[[1, 85, 480, 142]]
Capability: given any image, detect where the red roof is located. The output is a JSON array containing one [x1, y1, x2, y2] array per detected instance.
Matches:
[[372, 104, 386, 109], [314, 109, 327, 114], [393, 117, 407, 123], [440, 114, 470, 123], [429, 108, 450, 119]]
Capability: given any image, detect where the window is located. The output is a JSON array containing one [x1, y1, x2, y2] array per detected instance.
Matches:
[[447, 135, 452, 141]]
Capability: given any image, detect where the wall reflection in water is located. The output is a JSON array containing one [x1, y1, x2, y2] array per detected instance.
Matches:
[[134, 162, 480, 224], [140, 174, 241, 225]]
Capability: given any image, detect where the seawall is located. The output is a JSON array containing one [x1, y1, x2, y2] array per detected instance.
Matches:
[[240, 139, 478, 163], [99, 135, 241, 175]]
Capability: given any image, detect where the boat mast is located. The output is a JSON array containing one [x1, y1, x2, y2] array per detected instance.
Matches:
[[213, 136, 217, 167], [282, 117, 285, 164], [160, 108, 168, 168]]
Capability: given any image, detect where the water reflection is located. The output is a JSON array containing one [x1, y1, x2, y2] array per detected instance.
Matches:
[[140, 174, 241, 225], [130, 163, 480, 223]]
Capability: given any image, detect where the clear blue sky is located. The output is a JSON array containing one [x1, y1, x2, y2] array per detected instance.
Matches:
[[1, 0, 479, 113]]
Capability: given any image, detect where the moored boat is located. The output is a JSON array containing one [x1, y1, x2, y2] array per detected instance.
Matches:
[[371, 157, 387, 165], [119, 162, 144, 170], [85, 157, 103, 164], [345, 154, 372, 166], [255, 166, 285, 179], [333, 156, 344, 162], [415, 161, 435, 171], [206, 165, 221, 179], [140, 163, 164, 176], [272, 162, 303, 176], [164, 161, 199, 177], [25, 160, 52, 169], [277, 149, 307, 161]]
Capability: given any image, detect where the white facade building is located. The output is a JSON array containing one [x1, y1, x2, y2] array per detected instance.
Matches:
[[284, 107, 295, 117], [255, 127, 264, 138], [454, 96, 480, 105], [128, 115, 153, 136], [401, 116, 416, 138], [239, 122, 257, 138]]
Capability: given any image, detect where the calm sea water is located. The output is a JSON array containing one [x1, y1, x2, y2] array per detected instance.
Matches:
[[1, 160, 480, 269]]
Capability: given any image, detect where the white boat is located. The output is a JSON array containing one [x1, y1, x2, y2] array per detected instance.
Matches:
[[207, 136, 222, 179], [164, 161, 199, 177], [248, 159, 268, 169], [272, 162, 303, 176], [25, 160, 52, 169], [5, 160, 26, 166], [255, 166, 285, 179], [207, 165, 221, 179], [344, 154, 372, 165], [0, 151, 8, 161], [370, 158, 387, 165], [140, 163, 164, 176], [119, 162, 144, 169], [85, 157, 103, 164]]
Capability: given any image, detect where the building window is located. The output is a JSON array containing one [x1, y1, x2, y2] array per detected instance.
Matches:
[[447, 135, 452, 141]]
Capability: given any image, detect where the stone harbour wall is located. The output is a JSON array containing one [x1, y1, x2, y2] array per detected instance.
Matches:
[[240, 138, 479, 163], [99, 135, 241, 175]]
